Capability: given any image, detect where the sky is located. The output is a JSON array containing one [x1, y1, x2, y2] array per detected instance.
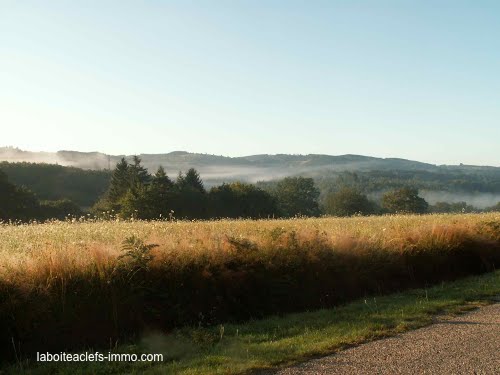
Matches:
[[1, 1, 499, 166]]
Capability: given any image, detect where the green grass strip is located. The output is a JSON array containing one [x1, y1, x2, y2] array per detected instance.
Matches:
[[6, 270, 500, 375]]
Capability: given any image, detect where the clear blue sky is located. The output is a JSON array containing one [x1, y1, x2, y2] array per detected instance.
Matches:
[[1, 1, 499, 165]]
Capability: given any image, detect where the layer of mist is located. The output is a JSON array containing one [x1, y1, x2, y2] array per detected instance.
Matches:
[[0, 147, 442, 176], [367, 190, 500, 209], [420, 191, 500, 209]]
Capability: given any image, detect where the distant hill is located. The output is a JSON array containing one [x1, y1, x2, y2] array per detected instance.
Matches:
[[3, 146, 496, 184], [0, 147, 438, 170]]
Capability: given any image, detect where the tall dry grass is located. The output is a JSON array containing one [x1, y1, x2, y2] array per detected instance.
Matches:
[[0, 213, 499, 360]]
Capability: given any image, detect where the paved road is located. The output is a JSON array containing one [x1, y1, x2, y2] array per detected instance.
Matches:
[[275, 303, 500, 375]]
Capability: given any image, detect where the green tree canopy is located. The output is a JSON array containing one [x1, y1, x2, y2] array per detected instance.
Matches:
[[273, 177, 320, 217], [99, 156, 152, 213], [382, 187, 429, 214], [209, 182, 278, 218], [119, 186, 154, 219], [0, 162, 110, 208], [324, 187, 376, 216], [0, 169, 39, 221], [38, 199, 83, 220]]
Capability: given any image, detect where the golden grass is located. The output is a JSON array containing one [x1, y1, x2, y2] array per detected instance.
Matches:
[[0, 213, 498, 287], [0, 214, 496, 289]]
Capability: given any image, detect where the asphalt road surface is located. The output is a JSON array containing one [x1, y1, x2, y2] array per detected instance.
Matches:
[[275, 302, 500, 374]]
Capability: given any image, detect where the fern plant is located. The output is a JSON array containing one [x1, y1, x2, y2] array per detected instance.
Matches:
[[118, 235, 158, 280]]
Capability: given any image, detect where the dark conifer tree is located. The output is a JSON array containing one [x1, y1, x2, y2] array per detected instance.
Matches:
[[152, 166, 173, 191], [183, 168, 205, 193], [142, 165, 174, 218], [175, 171, 185, 191], [173, 168, 207, 219], [129, 155, 151, 188], [107, 158, 130, 203]]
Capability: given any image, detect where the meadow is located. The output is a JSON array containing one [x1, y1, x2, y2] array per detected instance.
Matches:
[[0, 213, 499, 363]]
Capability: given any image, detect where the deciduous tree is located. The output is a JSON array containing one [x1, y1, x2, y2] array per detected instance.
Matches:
[[324, 187, 376, 216], [273, 177, 320, 217], [382, 187, 428, 214]]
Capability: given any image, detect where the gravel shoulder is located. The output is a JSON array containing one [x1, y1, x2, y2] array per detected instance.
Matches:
[[275, 302, 500, 375]]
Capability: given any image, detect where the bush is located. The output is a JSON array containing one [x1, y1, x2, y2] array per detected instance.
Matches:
[[39, 199, 83, 220]]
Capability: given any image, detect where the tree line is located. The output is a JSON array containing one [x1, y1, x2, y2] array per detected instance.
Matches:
[[93, 157, 497, 220], [4, 162, 500, 211], [92, 156, 320, 219], [1, 157, 499, 222], [0, 169, 81, 221], [0, 161, 110, 208], [314, 169, 500, 194]]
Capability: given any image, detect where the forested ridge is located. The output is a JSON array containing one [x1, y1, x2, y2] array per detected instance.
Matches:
[[0, 162, 111, 208]]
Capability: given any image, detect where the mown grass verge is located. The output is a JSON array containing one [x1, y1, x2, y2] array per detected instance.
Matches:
[[4, 270, 500, 375]]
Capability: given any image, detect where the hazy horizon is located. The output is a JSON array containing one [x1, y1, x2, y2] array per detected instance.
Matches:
[[1, 2, 499, 166], [0, 145, 500, 169], [2, 145, 500, 167]]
